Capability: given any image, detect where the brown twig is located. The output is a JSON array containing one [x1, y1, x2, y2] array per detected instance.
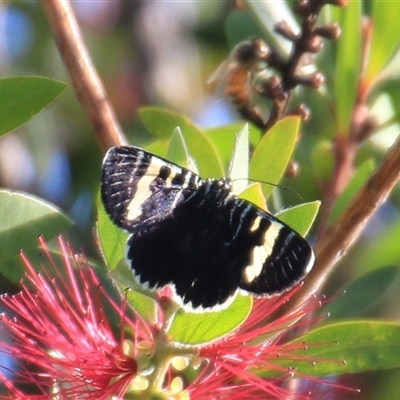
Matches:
[[315, 16, 377, 239], [274, 132, 400, 318], [264, 0, 342, 128], [41, 0, 127, 152]]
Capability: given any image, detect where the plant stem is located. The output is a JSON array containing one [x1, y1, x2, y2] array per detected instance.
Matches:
[[41, 0, 127, 152], [278, 132, 400, 317]]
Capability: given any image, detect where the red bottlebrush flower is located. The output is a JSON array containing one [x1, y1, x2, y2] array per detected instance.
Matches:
[[0, 236, 352, 399], [188, 290, 347, 400], [0, 236, 141, 399]]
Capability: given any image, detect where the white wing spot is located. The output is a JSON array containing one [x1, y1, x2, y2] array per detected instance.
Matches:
[[243, 222, 283, 283], [250, 216, 262, 232], [244, 245, 267, 283]]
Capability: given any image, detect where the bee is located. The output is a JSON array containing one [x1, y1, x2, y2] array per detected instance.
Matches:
[[208, 37, 272, 129]]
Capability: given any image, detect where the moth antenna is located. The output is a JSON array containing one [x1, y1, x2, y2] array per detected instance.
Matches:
[[232, 177, 303, 200]]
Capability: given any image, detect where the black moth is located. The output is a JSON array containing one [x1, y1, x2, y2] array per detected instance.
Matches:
[[101, 146, 315, 310]]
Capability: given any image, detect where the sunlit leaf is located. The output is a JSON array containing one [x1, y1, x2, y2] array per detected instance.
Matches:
[[229, 124, 249, 194], [239, 183, 267, 210], [277, 201, 320, 237], [166, 127, 191, 167], [0, 77, 68, 136], [250, 117, 300, 199], [169, 295, 252, 345]]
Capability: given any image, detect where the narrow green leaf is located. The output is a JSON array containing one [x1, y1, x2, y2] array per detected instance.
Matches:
[[0, 190, 72, 283], [166, 127, 191, 167], [287, 321, 400, 376], [205, 123, 261, 167], [277, 201, 320, 237], [169, 295, 252, 345], [239, 183, 267, 210], [138, 107, 224, 178], [250, 116, 300, 199], [330, 159, 375, 223], [0, 76, 68, 136], [229, 124, 249, 194], [365, 0, 400, 85], [310, 140, 334, 182], [96, 195, 127, 271], [335, 2, 362, 134], [323, 266, 400, 320]]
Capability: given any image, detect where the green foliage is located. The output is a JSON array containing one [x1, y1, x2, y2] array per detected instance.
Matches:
[[0, 190, 72, 283], [138, 107, 224, 178], [0, 76, 68, 136], [111, 261, 159, 325], [205, 122, 261, 166], [334, 1, 362, 134], [169, 295, 252, 345], [366, 0, 400, 84], [323, 266, 400, 320], [95, 117, 314, 344], [250, 117, 300, 199], [289, 321, 400, 376], [277, 201, 320, 237], [330, 159, 375, 223], [96, 194, 127, 271]]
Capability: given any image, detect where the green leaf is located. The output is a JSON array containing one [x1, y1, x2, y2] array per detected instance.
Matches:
[[205, 123, 261, 167], [335, 2, 362, 134], [287, 321, 400, 376], [0, 190, 72, 283], [138, 107, 224, 178], [0, 76, 68, 137], [250, 117, 300, 199], [166, 127, 191, 167], [323, 266, 400, 320], [246, 0, 298, 57], [96, 194, 127, 271], [239, 183, 267, 209], [224, 9, 266, 49], [330, 159, 375, 223], [310, 140, 334, 182], [111, 261, 158, 325], [365, 0, 400, 85], [97, 198, 158, 324], [229, 124, 249, 194], [168, 295, 252, 345], [277, 201, 320, 237], [358, 219, 400, 271]]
